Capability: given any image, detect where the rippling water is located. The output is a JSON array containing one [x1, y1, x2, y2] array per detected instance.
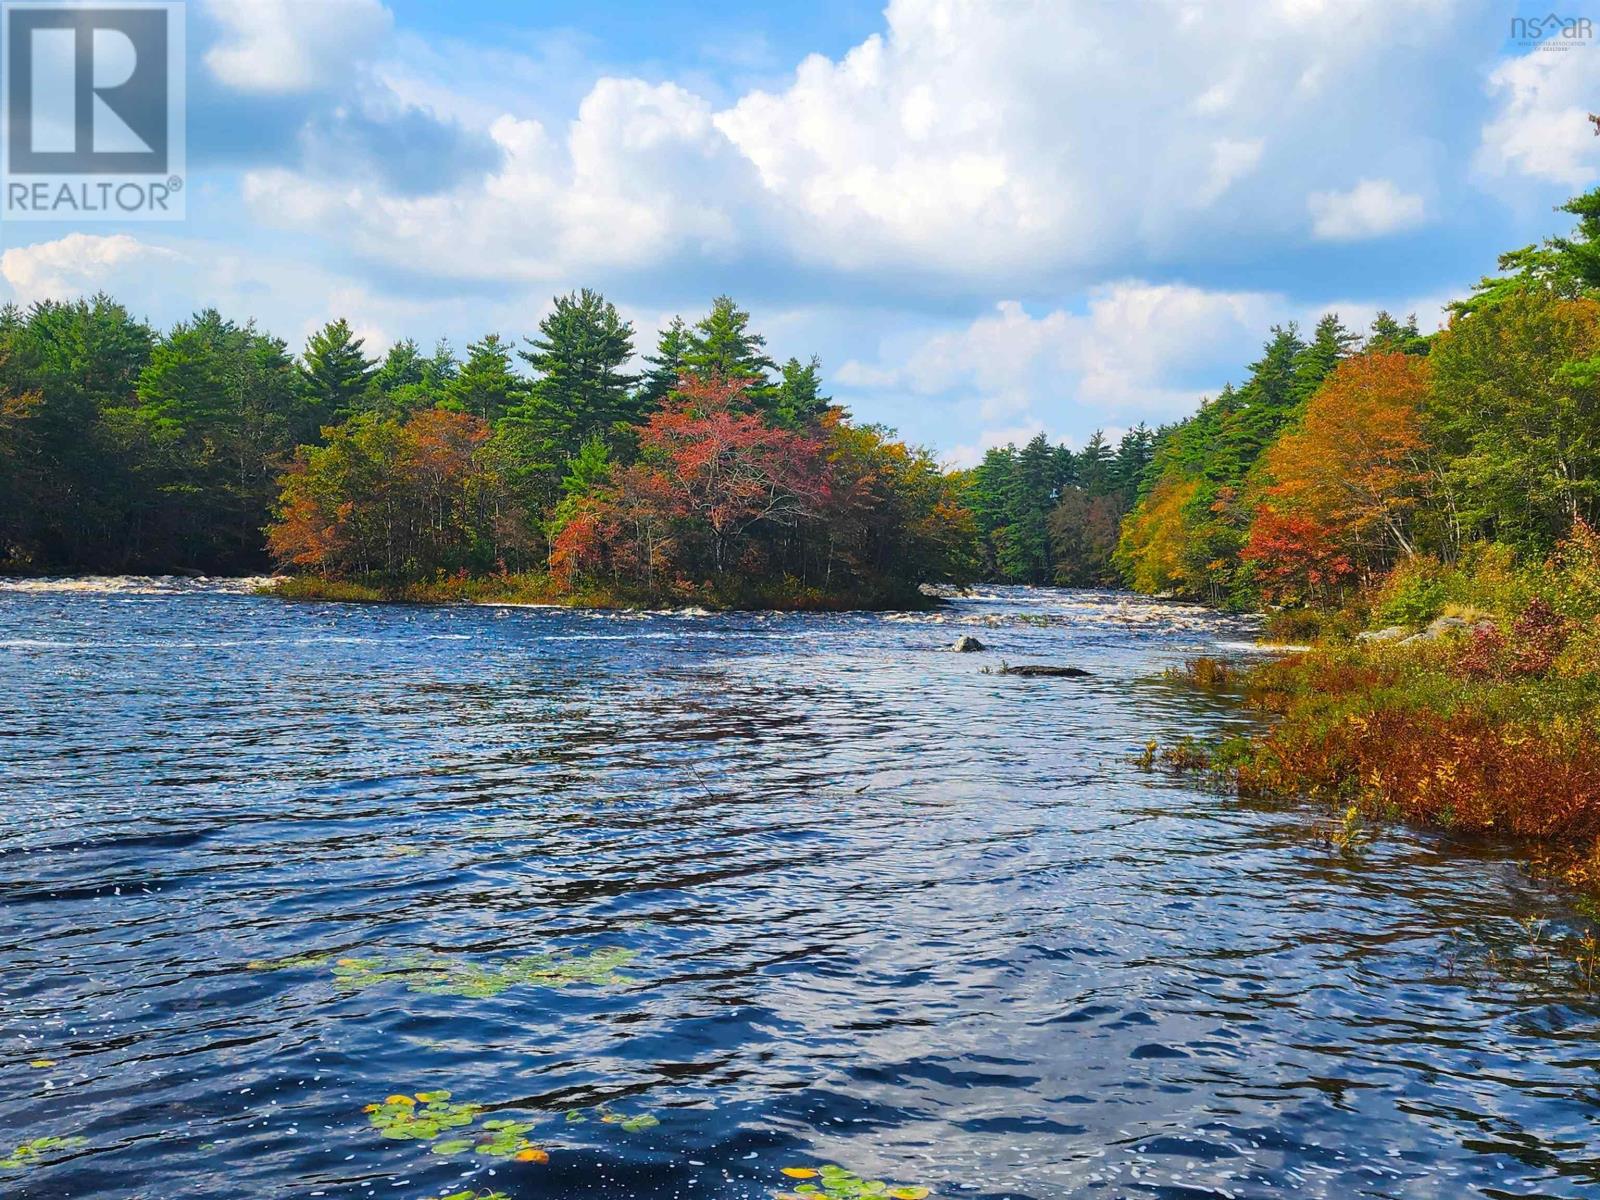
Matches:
[[3, 581, 1599, 1200]]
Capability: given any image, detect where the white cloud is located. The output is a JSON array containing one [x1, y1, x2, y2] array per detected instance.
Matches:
[[837, 282, 1283, 456], [0, 234, 184, 303], [1197, 138, 1265, 205], [945, 421, 1048, 470], [241, 78, 750, 284], [1476, 48, 1600, 187], [1307, 179, 1426, 241], [229, 0, 1469, 290], [0, 233, 539, 355], [204, 0, 393, 94]]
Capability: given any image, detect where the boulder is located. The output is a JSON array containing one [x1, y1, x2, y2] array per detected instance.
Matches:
[[1355, 626, 1408, 643], [950, 634, 987, 652], [1401, 615, 1471, 644]]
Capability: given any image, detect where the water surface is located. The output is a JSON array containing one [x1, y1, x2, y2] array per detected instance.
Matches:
[[3, 581, 1598, 1199]]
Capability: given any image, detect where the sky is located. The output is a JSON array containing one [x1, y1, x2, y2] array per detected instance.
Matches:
[[1, 0, 1597, 465]]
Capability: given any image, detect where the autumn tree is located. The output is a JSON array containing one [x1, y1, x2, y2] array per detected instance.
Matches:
[[1245, 351, 1432, 597], [269, 409, 531, 580]]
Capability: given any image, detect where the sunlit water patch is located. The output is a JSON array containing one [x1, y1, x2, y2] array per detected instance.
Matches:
[[2, 584, 1599, 1198]]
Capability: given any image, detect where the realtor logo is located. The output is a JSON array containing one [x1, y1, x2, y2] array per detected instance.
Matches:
[[2, 1, 185, 220]]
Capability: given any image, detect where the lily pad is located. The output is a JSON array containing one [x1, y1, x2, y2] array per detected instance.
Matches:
[[246, 951, 333, 971], [363, 1094, 545, 1162], [332, 947, 637, 998], [1, 1134, 88, 1170], [772, 1165, 932, 1200]]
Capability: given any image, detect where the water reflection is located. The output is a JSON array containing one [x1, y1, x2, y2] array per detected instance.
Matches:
[[2, 582, 1597, 1199]]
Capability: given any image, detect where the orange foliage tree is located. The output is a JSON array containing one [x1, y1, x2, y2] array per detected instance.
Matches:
[[268, 409, 531, 578], [1114, 475, 1201, 594], [1243, 352, 1431, 602]]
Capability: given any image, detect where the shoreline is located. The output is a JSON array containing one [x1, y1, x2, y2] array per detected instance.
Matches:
[[260, 573, 948, 614]]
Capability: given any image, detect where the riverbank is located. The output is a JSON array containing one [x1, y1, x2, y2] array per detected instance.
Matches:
[[263, 572, 943, 612], [1159, 525, 1600, 895]]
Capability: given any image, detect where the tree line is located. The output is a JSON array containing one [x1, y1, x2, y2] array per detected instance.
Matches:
[[0, 291, 975, 606], [5, 182, 1595, 609], [955, 181, 1600, 608]]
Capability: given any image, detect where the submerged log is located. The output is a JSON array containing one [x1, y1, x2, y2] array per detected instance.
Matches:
[[995, 664, 1092, 677]]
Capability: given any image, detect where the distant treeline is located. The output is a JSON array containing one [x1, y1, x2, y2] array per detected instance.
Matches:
[[0, 292, 975, 606], [976, 183, 1600, 608]]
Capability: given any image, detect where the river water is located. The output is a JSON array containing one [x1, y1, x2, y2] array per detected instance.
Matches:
[[3, 580, 1598, 1200]]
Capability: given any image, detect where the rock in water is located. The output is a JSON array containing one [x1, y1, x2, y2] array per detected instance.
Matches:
[[951, 635, 987, 652], [997, 664, 1091, 677]]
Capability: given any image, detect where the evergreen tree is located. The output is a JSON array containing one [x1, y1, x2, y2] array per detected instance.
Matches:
[[445, 334, 523, 423], [1291, 313, 1359, 405], [503, 290, 637, 503], [1365, 311, 1429, 355], [638, 316, 691, 411], [1111, 425, 1154, 504], [773, 355, 831, 427], [1076, 430, 1113, 497], [684, 296, 777, 405], [299, 319, 376, 436]]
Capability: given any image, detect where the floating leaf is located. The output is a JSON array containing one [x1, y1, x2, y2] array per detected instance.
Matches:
[[330, 948, 637, 998], [431, 1139, 473, 1156], [513, 1147, 550, 1163], [27, 1059, 56, 1069], [1, 1135, 87, 1170], [247, 952, 333, 971], [620, 1114, 660, 1132], [774, 1165, 933, 1200]]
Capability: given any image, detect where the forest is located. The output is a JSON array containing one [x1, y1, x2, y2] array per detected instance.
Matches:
[[1122, 181, 1600, 888], [2, 183, 1596, 617], [0, 293, 974, 607]]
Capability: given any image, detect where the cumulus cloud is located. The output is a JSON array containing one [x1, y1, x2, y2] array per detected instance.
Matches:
[[1476, 47, 1600, 187], [831, 278, 1463, 458], [203, 0, 394, 94], [0, 235, 185, 304], [835, 282, 1284, 461], [242, 78, 751, 284], [0, 233, 541, 353], [1308, 179, 1427, 241], [229, 0, 1471, 290]]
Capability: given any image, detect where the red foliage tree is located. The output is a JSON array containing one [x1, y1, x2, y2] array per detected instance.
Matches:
[[551, 376, 827, 589], [1240, 508, 1357, 605]]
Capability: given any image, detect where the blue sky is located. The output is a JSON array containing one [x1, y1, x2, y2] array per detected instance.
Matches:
[[1, 0, 1597, 463]]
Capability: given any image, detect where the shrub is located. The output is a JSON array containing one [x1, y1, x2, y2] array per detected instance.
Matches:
[[1373, 557, 1449, 626]]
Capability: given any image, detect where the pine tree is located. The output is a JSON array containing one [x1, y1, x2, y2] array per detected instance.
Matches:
[[445, 334, 523, 423], [1291, 313, 1359, 405], [684, 296, 776, 406], [638, 316, 690, 412], [773, 355, 830, 427], [299, 318, 376, 434], [514, 289, 638, 448], [1077, 430, 1113, 497]]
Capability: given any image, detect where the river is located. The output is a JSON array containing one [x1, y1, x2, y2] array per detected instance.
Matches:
[[3, 580, 1598, 1199]]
